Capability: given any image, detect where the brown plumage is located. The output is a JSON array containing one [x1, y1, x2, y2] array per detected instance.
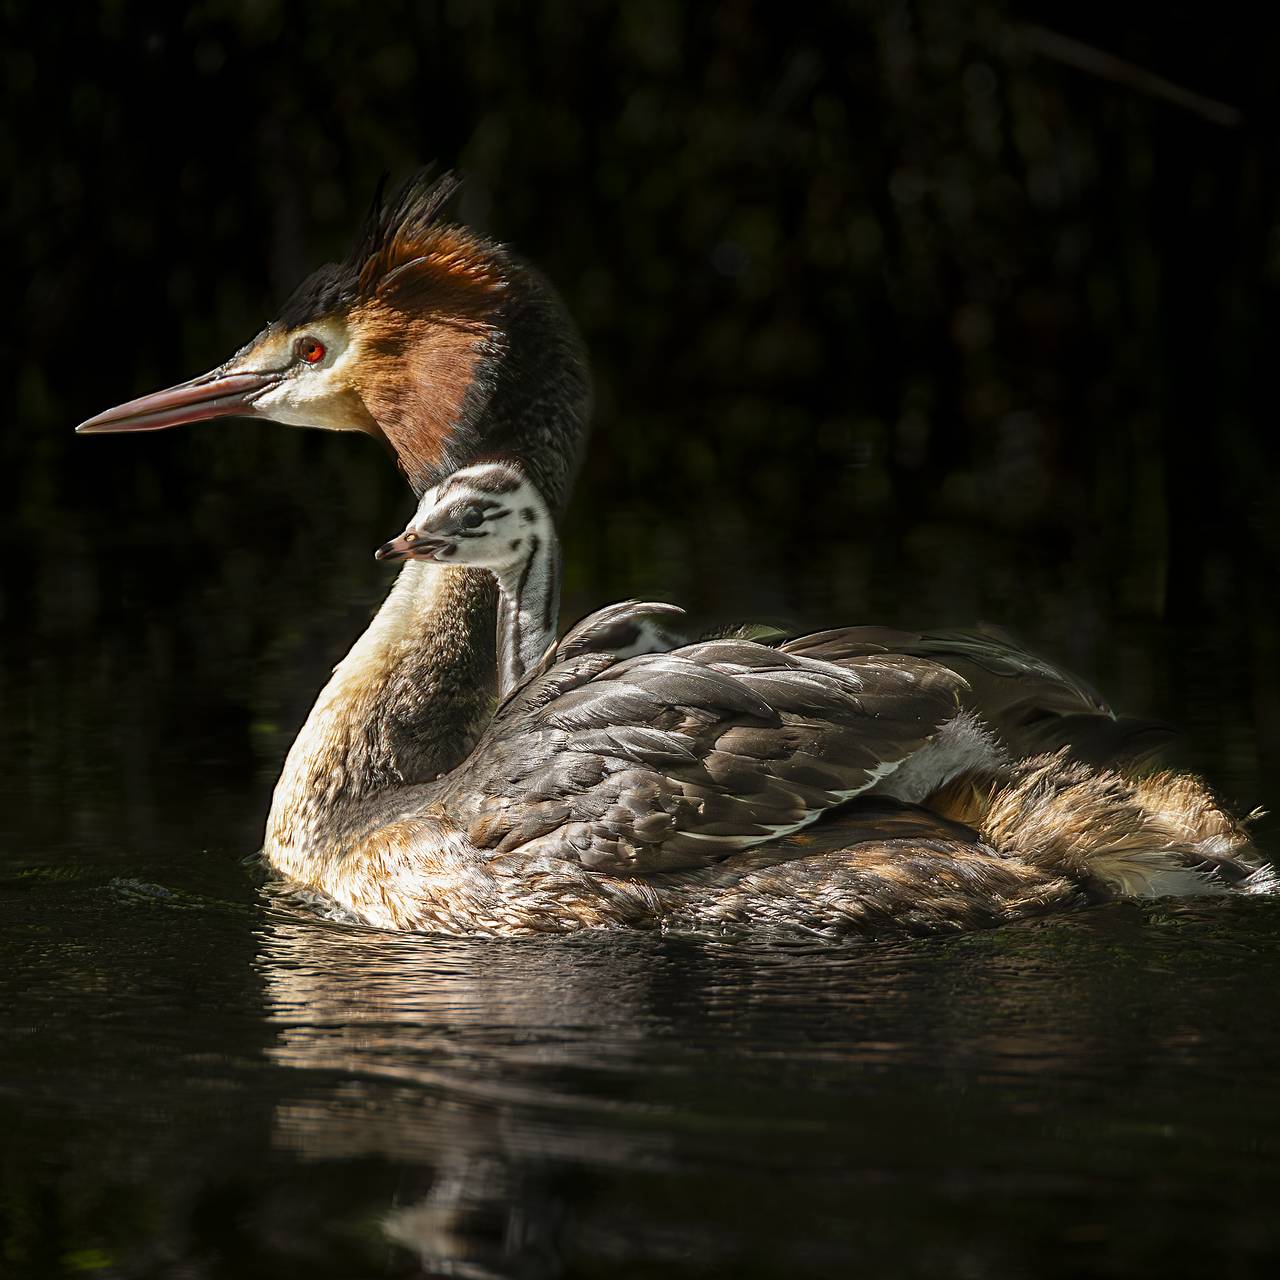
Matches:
[[784, 625, 1173, 766], [253, 586, 1272, 938], [928, 752, 1266, 898], [297, 747, 1270, 940]]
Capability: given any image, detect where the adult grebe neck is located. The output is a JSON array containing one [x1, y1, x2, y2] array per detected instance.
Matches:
[[263, 561, 496, 882], [258, 235, 587, 883]]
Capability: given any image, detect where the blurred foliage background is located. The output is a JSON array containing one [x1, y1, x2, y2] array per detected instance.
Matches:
[[2, 0, 1278, 835]]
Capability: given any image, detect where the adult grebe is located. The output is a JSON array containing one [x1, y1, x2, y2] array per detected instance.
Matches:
[[76, 170, 1273, 935], [267, 454, 1268, 936]]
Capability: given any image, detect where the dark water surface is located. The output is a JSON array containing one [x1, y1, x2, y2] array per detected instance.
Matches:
[[4, 569, 1280, 1277]]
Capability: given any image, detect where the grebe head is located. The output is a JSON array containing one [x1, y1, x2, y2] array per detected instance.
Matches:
[[76, 170, 590, 506], [375, 460, 551, 571]]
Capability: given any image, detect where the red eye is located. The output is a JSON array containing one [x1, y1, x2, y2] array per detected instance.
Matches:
[[295, 335, 326, 364]]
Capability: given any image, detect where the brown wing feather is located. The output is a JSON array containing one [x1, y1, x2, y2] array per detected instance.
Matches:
[[513, 600, 687, 701], [438, 639, 965, 874], [777, 624, 1163, 761], [782, 624, 1109, 716]]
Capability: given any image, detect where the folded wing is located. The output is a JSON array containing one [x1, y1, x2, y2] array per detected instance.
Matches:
[[439, 636, 965, 874]]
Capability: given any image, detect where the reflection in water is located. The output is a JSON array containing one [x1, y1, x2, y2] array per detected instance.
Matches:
[[260, 913, 716, 1275], [253, 898, 1280, 1276]]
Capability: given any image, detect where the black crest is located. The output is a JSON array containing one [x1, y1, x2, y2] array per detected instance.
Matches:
[[277, 168, 462, 329]]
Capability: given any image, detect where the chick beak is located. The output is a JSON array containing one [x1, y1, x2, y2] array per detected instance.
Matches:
[[75, 365, 285, 434], [375, 533, 413, 562], [375, 531, 452, 563]]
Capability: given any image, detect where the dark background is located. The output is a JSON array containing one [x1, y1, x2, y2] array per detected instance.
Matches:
[[4, 5, 1280, 1276]]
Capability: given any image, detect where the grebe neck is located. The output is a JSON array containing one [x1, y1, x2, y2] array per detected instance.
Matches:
[[263, 560, 496, 882], [493, 526, 561, 699]]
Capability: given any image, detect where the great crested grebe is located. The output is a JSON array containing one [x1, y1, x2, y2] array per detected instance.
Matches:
[[76, 169, 1273, 936]]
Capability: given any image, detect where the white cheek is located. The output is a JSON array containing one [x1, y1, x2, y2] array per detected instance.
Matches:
[[251, 380, 310, 428], [467, 535, 524, 571], [254, 366, 362, 432]]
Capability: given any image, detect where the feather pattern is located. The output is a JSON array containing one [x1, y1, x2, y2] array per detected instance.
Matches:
[[518, 600, 688, 692], [776, 624, 1175, 763], [278, 169, 471, 329], [436, 634, 965, 873], [782, 623, 1109, 717]]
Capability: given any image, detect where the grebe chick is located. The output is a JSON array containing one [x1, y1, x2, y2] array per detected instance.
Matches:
[[376, 460, 560, 699], [376, 460, 686, 699]]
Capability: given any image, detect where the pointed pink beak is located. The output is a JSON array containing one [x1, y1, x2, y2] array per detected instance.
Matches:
[[75, 366, 285, 434]]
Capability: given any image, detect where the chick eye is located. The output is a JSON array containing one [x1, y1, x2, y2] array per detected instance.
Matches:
[[295, 335, 326, 365], [461, 507, 485, 529]]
